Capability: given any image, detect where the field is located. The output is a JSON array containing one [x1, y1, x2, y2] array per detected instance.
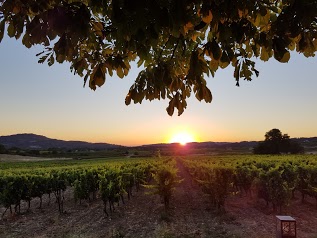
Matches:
[[0, 155, 317, 238]]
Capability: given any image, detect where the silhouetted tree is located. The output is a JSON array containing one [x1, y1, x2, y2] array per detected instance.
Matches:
[[289, 141, 305, 154], [254, 129, 304, 154]]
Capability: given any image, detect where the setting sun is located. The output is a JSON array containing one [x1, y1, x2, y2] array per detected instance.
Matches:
[[169, 132, 195, 145]]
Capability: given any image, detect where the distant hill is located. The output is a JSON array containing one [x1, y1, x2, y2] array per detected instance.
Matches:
[[0, 133, 316, 153], [0, 133, 122, 150]]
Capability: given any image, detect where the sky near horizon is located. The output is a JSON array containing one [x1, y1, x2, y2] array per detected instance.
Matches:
[[0, 35, 317, 146]]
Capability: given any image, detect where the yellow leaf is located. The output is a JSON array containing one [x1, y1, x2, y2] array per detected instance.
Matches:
[[288, 41, 296, 51], [93, 22, 103, 37], [279, 51, 290, 63], [202, 10, 213, 24], [103, 48, 113, 56], [209, 59, 219, 71], [127, 51, 136, 60], [231, 57, 237, 66], [253, 14, 261, 27], [124, 60, 131, 70], [191, 33, 198, 42], [238, 9, 243, 18], [13, 6, 21, 14], [313, 39, 317, 49], [245, 44, 253, 58], [238, 9, 248, 18], [260, 47, 270, 61], [117, 66, 124, 78], [124, 67, 129, 76], [184, 22, 194, 34], [219, 60, 229, 69]]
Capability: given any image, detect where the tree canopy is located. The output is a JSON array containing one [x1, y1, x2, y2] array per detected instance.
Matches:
[[1, 0, 316, 115], [253, 128, 304, 154], [0, 143, 6, 154]]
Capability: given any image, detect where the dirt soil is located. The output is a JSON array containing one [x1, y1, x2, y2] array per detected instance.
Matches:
[[0, 158, 317, 238]]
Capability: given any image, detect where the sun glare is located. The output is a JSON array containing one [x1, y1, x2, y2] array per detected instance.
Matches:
[[170, 132, 195, 145]]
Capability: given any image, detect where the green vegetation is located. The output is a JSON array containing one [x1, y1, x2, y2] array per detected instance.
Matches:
[[0, 156, 179, 217], [1, 154, 317, 222], [144, 161, 182, 210], [0, 144, 6, 154], [1, 1, 316, 115], [183, 154, 317, 212]]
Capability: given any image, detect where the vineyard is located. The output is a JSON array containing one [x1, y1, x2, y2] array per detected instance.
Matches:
[[0, 155, 317, 237], [183, 155, 317, 212], [0, 157, 177, 217]]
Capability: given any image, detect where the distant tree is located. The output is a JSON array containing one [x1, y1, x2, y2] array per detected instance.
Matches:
[[29, 149, 40, 156], [0, 143, 6, 154], [9, 146, 21, 154], [289, 141, 305, 154], [254, 129, 304, 154]]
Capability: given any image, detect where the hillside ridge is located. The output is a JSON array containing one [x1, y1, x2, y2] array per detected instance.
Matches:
[[0, 133, 122, 150], [0, 133, 316, 151]]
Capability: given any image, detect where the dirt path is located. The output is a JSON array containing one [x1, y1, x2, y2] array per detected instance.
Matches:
[[165, 158, 241, 238]]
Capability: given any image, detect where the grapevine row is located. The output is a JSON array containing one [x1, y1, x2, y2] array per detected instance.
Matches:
[[0, 159, 167, 218], [183, 155, 317, 212]]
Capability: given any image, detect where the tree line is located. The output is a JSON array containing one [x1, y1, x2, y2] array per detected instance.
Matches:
[[253, 128, 304, 154]]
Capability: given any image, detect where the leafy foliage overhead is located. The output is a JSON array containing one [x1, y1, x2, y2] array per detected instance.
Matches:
[[1, 0, 316, 115]]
